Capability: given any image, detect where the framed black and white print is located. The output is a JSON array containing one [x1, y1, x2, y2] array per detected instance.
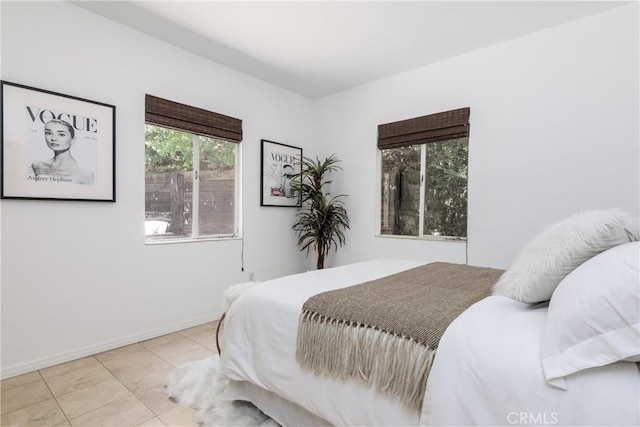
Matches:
[[260, 139, 302, 207], [1, 81, 116, 202]]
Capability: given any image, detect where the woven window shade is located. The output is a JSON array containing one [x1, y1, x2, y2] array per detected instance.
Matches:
[[145, 94, 242, 143], [378, 107, 469, 149]]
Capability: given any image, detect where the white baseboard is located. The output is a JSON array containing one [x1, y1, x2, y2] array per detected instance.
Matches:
[[0, 310, 223, 380]]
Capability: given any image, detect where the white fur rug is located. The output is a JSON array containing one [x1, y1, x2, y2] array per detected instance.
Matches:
[[164, 355, 278, 427]]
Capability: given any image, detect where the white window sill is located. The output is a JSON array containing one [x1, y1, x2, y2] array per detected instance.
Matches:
[[145, 236, 242, 246], [374, 234, 466, 243]]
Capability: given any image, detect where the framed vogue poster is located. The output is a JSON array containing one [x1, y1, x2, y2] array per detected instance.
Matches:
[[1, 81, 116, 201], [261, 139, 302, 207]]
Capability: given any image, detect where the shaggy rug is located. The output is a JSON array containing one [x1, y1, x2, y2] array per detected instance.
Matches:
[[164, 355, 278, 427]]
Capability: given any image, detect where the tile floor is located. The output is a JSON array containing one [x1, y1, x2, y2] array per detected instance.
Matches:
[[1, 320, 220, 427]]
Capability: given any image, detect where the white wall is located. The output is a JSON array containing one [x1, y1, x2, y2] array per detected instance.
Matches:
[[2, 2, 638, 379], [1, 1, 314, 378], [314, 4, 639, 270]]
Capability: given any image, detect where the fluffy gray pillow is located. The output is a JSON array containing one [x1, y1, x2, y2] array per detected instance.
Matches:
[[493, 210, 639, 303]]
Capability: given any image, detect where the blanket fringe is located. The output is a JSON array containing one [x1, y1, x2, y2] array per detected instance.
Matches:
[[296, 310, 435, 412]]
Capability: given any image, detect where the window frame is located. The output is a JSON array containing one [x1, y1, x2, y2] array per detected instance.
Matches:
[[144, 124, 241, 244], [377, 108, 470, 241], [144, 95, 242, 244], [377, 137, 468, 241]]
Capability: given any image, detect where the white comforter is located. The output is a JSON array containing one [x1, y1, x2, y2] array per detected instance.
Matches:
[[221, 259, 425, 426], [423, 295, 640, 426], [221, 259, 640, 426]]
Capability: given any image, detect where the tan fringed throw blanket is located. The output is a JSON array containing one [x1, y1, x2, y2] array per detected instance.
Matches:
[[296, 262, 504, 412]]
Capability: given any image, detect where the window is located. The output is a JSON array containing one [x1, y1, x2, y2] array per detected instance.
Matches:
[[379, 108, 469, 239], [144, 95, 242, 241]]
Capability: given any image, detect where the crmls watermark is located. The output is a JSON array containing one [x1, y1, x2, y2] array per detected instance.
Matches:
[[507, 412, 558, 425]]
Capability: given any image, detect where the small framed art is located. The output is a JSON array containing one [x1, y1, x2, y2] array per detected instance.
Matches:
[[260, 139, 302, 207], [1, 80, 116, 201]]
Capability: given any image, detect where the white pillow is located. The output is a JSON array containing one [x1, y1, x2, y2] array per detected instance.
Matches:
[[541, 242, 640, 389], [493, 209, 639, 303]]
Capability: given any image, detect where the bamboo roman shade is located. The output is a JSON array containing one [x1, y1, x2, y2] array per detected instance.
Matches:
[[145, 94, 242, 143], [378, 107, 470, 150]]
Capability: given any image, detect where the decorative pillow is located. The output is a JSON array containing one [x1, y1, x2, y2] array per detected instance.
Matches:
[[493, 209, 639, 303], [541, 242, 640, 389], [223, 281, 259, 311]]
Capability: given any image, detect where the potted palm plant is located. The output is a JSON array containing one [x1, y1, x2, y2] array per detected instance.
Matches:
[[289, 154, 350, 269]]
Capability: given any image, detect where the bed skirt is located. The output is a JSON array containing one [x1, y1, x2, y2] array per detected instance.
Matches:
[[224, 380, 332, 427]]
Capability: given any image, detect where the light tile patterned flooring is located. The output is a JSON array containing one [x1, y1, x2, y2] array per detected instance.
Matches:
[[0, 320, 220, 427]]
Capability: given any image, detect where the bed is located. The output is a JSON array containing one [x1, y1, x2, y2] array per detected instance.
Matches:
[[219, 211, 640, 426]]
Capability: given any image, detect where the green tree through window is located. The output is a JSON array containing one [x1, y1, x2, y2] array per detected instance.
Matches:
[[145, 124, 238, 240], [381, 138, 467, 238]]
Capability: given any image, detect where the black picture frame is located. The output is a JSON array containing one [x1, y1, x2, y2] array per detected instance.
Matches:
[[1, 80, 116, 202], [260, 139, 302, 207]]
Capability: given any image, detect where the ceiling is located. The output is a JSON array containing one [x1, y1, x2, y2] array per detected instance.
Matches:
[[72, 1, 628, 99]]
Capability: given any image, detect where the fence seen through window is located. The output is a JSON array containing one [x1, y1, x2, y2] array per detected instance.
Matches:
[[145, 124, 237, 240]]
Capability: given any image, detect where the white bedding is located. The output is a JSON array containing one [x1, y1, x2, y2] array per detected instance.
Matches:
[[220, 259, 640, 426], [422, 295, 640, 426], [220, 259, 425, 426]]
